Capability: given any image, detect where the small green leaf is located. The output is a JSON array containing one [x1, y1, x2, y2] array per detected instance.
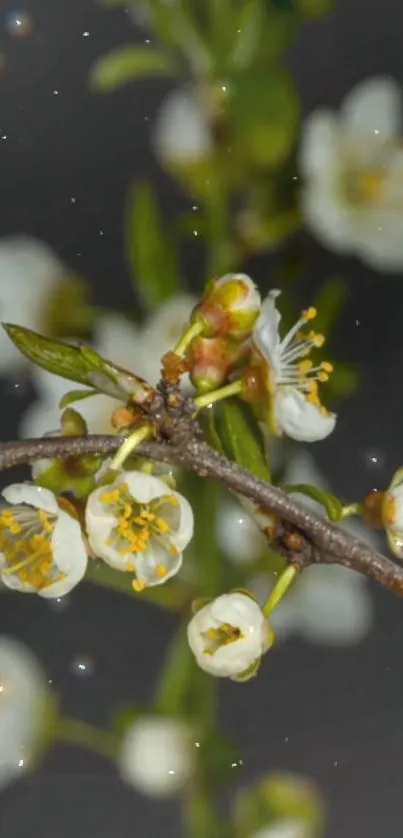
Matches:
[[3, 324, 148, 402], [228, 0, 265, 70], [217, 399, 271, 482], [125, 182, 182, 310], [283, 483, 343, 522], [90, 46, 177, 92], [199, 406, 225, 455], [59, 389, 99, 409]]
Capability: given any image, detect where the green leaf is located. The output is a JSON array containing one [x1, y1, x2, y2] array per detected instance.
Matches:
[[199, 406, 225, 455], [283, 483, 343, 522], [59, 388, 99, 409], [112, 705, 143, 736], [228, 70, 300, 169], [90, 46, 177, 92], [2, 324, 148, 402], [228, 0, 265, 70], [125, 182, 182, 310], [216, 399, 271, 482]]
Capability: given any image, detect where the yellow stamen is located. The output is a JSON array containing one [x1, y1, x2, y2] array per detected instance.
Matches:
[[132, 578, 146, 592], [302, 306, 317, 321], [155, 565, 168, 578]]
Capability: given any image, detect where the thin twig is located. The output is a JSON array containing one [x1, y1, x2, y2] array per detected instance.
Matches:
[[0, 434, 401, 598]]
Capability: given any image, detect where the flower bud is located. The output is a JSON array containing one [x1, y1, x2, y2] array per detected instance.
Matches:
[[193, 273, 261, 339], [188, 335, 249, 393], [118, 716, 195, 797], [379, 468, 403, 558]]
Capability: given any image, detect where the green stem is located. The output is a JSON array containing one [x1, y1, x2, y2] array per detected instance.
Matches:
[[154, 624, 194, 716], [341, 502, 363, 519], [57, 717, 118, 761], [110, 424, 152, 470], [262, 565, 298, 617], [174, 320, 204, 357], [194, 379, 244, 411]]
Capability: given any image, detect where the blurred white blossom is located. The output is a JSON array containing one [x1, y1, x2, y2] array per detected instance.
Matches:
[[217, 499, 267, 565], [187, 592, 273, 679], [118, 716, 195, 797], [153, 86, 213, 167], [0, 484, 88, 598], [300, 76, 403, 270], [85, 471, 193, 591], [0, 236, 68, 374], [0, 636, 48, 788]]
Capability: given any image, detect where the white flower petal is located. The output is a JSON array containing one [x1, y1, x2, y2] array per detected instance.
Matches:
[[299, 110, 341, 178], [2, 484, 58, 515], [295, 565, 373, 646], [0, 237, 67, 374], [354, 207, 403, 271], [39, 510, 88, 599], [0, 636, 48, 790], [341, 77, 401, 142], [119, 717, 194, 797], [135, 546, 183, 588], [217, 500, 266, 565], [275, 389, 336, 442], [301, 180, 354, 253], [153, 86, 212, 165], [253, 290, 282, 360]]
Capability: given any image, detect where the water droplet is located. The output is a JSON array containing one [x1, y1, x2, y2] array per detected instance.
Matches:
[[70, 196, 76, 204], [1, 134, 8, 141], [53, 89, 59, 96], [363, 449, 385, 470], [82, 31, 90, 38], [70, 655, 95, 677], [48, 595, 70, 612], [99, 229, 104, 236], [192, 229, 199, 237], [48, 678, 53, 685], [6, 11, 34, 38], [144, 38, 151, 45]]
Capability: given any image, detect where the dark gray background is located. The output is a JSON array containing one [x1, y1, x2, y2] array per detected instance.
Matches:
[[1, 1, 403, 836]]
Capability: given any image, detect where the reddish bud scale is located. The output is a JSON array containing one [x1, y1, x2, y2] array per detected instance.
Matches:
[[188, 335, 249, 393]]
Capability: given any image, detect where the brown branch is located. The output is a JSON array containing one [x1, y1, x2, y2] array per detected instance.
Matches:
[[0, 434, 402, 598]]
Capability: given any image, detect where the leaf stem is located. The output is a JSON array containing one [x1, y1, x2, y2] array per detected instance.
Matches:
[[194, 380, 244, 411]]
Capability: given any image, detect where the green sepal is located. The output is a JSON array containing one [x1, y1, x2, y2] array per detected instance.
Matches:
[[232, 657, 261, 683], [89, 46, 177, 92], [283, 483, 343, 523]]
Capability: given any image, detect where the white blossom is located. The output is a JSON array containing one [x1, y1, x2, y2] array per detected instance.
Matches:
[[0, 637, 48, 789], [85, 472, 193, 591], [252, 819, 312, 838], [252, 291, 336, 442], [0, 484, 88, 598], [153, 86, 213, 167], [187, 592, 273, 679], [0, 236, 68, 374], [118, 716, 195, 797], [300, 76, 403, 270]]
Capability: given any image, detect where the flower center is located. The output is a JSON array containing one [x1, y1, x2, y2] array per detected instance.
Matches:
[[350, 170, 385, 206], [0, 506, 65, 590], [274, 307, 333, 416], [100, 483, 180, 591], [202, 623, 243, 656]]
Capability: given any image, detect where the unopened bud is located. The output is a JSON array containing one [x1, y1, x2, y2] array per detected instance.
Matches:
[[189, 335, 249, 393], [362, 490, 386, 530], [60, 408, 88, 437], [193, 273, 261, 339]]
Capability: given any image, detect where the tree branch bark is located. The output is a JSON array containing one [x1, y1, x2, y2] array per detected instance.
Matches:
[[0, 434, 401, 598]]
